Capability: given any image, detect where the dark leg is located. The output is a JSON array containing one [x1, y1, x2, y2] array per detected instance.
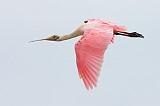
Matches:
[[114, 31, 144, 38]]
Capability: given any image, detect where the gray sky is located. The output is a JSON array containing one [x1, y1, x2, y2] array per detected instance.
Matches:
[[0, 0, 160, 106]]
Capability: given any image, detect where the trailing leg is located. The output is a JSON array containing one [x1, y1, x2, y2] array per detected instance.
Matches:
[[114, 31, 144, 38]]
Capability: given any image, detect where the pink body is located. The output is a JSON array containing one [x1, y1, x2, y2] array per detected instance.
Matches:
[[75, 19, 126, 89]]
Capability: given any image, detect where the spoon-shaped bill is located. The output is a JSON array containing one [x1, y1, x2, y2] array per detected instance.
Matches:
[[28, 39, 46, 43]]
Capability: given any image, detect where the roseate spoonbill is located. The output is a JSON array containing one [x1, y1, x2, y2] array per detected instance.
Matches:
[[30, 19, 144, 90]]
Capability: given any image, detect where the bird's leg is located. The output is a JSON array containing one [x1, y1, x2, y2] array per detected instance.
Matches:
[[114, 31, 144, 38]]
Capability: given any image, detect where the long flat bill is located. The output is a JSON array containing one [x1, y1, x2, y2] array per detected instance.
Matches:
[[28, 39, 45, 43]]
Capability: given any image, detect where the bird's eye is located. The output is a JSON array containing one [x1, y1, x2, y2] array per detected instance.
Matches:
[[84, 20, 88, 23]]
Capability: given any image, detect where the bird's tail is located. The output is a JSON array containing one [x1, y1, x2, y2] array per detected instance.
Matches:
[[114, 31, 144, 38]]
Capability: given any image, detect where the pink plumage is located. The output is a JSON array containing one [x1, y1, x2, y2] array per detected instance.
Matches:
[[31, 18, 144, 90], [75, 19, 127, 89]]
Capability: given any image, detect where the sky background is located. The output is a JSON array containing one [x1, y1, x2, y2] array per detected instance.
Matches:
[[0, 0, 160, 106]]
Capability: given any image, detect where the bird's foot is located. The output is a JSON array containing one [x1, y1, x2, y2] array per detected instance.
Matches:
[[130, 32, 144, 38]]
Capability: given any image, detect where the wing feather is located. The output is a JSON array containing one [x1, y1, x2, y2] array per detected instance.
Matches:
[[75, 28, 114, 89]]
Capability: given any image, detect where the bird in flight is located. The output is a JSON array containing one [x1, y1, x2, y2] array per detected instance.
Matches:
[[30, 19, 144, 90]]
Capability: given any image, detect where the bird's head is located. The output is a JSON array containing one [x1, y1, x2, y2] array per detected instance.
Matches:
[[29, 35, 60, 43]]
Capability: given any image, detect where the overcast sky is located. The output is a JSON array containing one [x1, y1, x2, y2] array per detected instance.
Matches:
[[0, 0, 160, 106]]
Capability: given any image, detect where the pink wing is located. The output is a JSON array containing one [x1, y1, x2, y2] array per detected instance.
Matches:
[[75, 28, 114, 90]]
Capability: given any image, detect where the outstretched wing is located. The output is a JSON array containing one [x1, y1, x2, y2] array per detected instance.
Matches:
[[75, 28, 114, 90]]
